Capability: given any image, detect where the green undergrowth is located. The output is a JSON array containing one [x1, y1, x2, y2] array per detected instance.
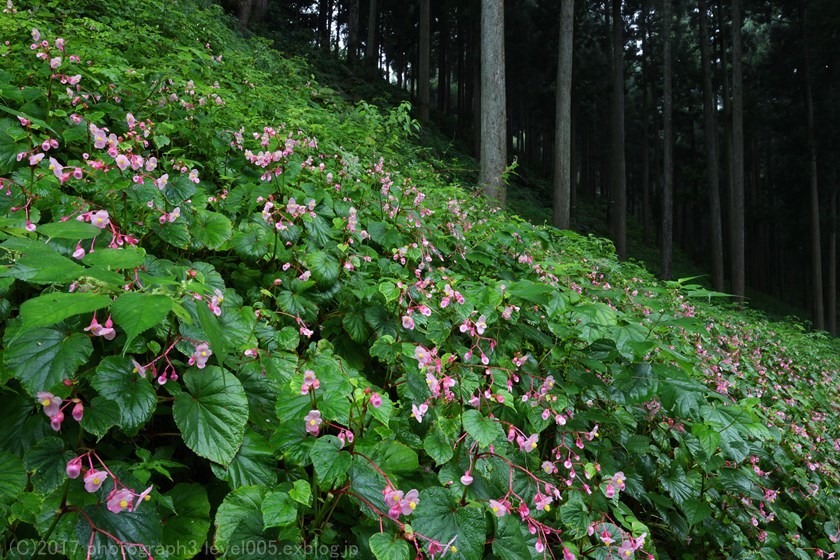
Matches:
[[0, 1, 837, 560]]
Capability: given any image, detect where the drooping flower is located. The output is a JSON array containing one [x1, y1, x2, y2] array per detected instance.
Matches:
[[48, 156, 63, 179], [72, 243, 85, 259], [411, 402, 428, 423], [370, 392, 382, 408], [400, 489, 419, 515], [188, 342, 212, 369], [37, 392, 62, 417], [460, 472, 473, 486], [134, 485, 153, 511], [90, 209, 110, 229], [49, 410, 64, 431], [475, 315, 488, 335], [83, 469, 108, 492], [107, 488, 134, 513], [534, 492, 553, 512], [401, 315, 415, 330], [304, 410, 322, 435], [131, 359, 147, 378], [72, 401, 84, 422], [488, 499, 507, 517], [66, 457, 82, 479], [518, 433, 539, 453]]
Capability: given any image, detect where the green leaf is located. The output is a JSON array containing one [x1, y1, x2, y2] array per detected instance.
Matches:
[[261, 491, 297, 529], [412, 488, 486, 560], [23, 437, 68, 494], [661, 465, 700, 506], [6, 325, 92, 394], [173, 366, 249, 466], [111, 292, 173, 347], [423, 423, 454, 465], [559, 493, 591, 538], [92, 357, 157, 434], [682, 498, 712, 526], [378, 281, 400, 303], [307, 250, 339, 287], [462, 410, 504, 448], [191, 211, 232, 249], [0, 451, 26, 504], [378, 442, 419, 475], [79, 396, 121, 439], [19, 292, 112, 329], [309, 435, 352, 488], [492, 515, 537, 560], [162, 484, 211, 560], [75, 504, 162, 560], [213, 486, 265, 552], [289, 480, 311, 506], [38, 220, 103, 239], [1, 252, 84, 284], [369, 533, 411, 560], [343, 311, 371, 343], [83, 246, 146, 269], [692, 423, 721, 458], [211, 430, 277, 488]]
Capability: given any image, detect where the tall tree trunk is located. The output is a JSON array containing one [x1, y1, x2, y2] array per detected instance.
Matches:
[[418, 0, 431, 121], [437, 2, 449, 113], [479, 0, 507, 204], [319, 0, 330, 49], [829, 178, 837, 335], [730, 0, 746, 303], [348, 0, 360, 62], [662, 0, 674, 280], [699, 0, 725, 291], [641, 0, 653, 245], [366, 0, 378, 67], [802, 0, 824, 330], [610, 0, 627, 259], [552, 0, 575, 229]]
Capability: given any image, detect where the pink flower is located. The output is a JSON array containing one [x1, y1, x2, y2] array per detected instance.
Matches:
[[605, 483, 615, 499], [49, 56, 61, 69], [563, 547, 577, 560], [154, 173, 169, 190], [488, 499, 507, 517], [370, 392, 382, 408], [617, 540, 635, 558], [460, 472, 473, 486], [399, 489, 419, 515], [612, 471, 626, 491], [475, 315, 487, 335], [83, 469, 108, 492], [401, 315, 415, 330], [188, 169, 200, 184], [134, 486, 153, 510], [37, 392, 62, 417], [188, 342, 212, 369], [107, 488, 134, 513], [66, 457, 82, 479], [72, 243, 85, 259], [90, 209, 110, 229], [518, 433, 539, 453], [114, 154, 129, 170], [534, 492, 553, 511], [131, 359, 146, 378], [48, 157, 63, 179], [411, 402, 428, 423], [72, 401, 84, 422], [50, 411, 64, 431], [304, 410, 322, 435], [29, 153, 44, 166]]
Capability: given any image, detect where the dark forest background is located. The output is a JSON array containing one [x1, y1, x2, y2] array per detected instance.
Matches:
[[219, 0, 839, 335]]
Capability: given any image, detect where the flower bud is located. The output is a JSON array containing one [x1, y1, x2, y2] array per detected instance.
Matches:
[[50, 411, 64, 432], [66, 457, 82, 479], [72, 401, 84, 422]]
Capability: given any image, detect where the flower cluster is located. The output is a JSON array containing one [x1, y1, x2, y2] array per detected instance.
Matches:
[[66, 452, 153, 514], [382, 486, 419, 520], [37, 391, 83, 431]]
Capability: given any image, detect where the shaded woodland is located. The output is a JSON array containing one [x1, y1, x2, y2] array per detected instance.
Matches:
[[227, 0, 839, 334]]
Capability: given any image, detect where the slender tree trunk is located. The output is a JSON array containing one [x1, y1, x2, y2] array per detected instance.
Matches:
[[610, 0, 627, 259], [699, 0, 725, 291], [802, 0, 824, 330], [553, 0, 575, 229], [418, 0, 431, 121], [319, 0, 330, 49], [829, 178, 837, 335], [641, 0, 653, 245], [366, 0, 377, 67], [438, 2, 449, 113], [347, 0, 360, 62], [662, 0, 674, 280], [731, 0, 746, 303], [479, 0, 507, 204]]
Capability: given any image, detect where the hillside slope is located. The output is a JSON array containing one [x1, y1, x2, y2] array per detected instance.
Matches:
[[0, 2, 837, 560]]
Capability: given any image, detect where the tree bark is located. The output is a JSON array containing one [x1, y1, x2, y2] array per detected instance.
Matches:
[[662, 0, 674, 280], [802, 0, 824, 330], [437, 1, 449, 113], [699, 0, 725, 291], [348, 0, 360, 62], [829, 178, 837, 335], [731, 0, 746, 303], [479, 0, 506, 204], [366, 0, 377, 68], [418, 0, 431, 121], [610, 0, 627, 259], [641, 0, 653, 245], [552, 0, 575, 229]]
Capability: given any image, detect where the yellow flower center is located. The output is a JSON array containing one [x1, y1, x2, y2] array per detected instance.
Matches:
[[492, 506, 498, 512], [531, 442, 537, 449], [450, 546, 457, 553], [41, 399, 51, 406], [543, 505, 550, 512], [200, 351, 207, 356], [120, 499, 128, 508], [409, 502, 416, 510], [93, 477, 100, 484], [309, 420, 317, 425], [144, 494, 151, 501]]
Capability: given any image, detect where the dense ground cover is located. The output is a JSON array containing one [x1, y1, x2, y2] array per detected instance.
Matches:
[[0, 1, 837, 559]]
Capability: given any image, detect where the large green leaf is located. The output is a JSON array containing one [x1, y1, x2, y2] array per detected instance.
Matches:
[[559, 493, 591, 539], [38, 221, 103, 239], [195, 300, 228, 369], [211, 430, 278, 489], [6, 325, 92, 394], [261, 491, 297, 529], [369, 533, 411, 560], [92, 357, 157, 434], [682, 498, 712, 526], [0, 451, 26, 504], [79, 396, 121, 439], [309, 435, 352, 488], [423, 423, 454, 465], [411, 488, 486, 560], [110, 292, 173, 347], [213, 486, 265, 552], [82, 246, 146, 269], [23, 437, 68, 494], [191, 211, 232, 249], [307, 250, 339, 287], [1, 252, 84, 284], [19, 292, 112, 329], [462, 410, 504, 448], [492, 515, 538, 560], [162, 484, 211, 560], [173, 366, 248, 466]]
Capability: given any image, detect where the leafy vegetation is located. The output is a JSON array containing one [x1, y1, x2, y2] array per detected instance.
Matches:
[[0, 1, 837, 559]]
